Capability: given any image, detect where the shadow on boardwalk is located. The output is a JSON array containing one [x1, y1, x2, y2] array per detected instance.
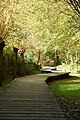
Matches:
[[0, 74, 66, 120]]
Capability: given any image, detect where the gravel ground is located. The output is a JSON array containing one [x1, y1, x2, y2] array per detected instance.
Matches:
[[56, 95, 80, 120]]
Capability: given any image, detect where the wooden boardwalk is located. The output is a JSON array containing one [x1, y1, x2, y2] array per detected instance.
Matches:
[[0, 74, 66, 120]]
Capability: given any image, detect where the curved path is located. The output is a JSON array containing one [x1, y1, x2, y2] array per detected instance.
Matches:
[[0, 74, 66, 120]]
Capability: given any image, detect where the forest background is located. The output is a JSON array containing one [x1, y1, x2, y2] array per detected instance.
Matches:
[[0, 0, 80, 86]]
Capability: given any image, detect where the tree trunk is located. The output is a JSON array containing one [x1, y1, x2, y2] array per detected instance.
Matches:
[[37, 50, 41, 65], [75, 51, 78, 64], [0, 41, 5, 86], [20, 53, 25, 76], [54, 49, 58, 66], [70, 55, 74, 64], [54, 49, 61, 66]]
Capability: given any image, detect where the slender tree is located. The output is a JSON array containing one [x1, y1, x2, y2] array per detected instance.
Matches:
[[66, 0, 80, 15]]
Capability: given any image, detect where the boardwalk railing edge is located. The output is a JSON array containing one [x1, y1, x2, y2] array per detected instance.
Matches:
[[45, 72, 70, 83]]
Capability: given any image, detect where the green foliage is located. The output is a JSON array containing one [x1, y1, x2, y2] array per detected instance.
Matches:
[[57, 63, 80, 73], [25, 60, 40, 74], [3, 47, 15, 78], [3, 47, 40, 80], [3, 0, 79, 67]]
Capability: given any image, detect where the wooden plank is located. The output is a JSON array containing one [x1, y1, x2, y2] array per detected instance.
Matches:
[[0, 75, 66, 120]]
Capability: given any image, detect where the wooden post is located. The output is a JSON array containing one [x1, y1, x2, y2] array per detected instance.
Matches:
[[19, 48, 25, 76], [13, 47, 18, 78], [0, 40, 5, 86]]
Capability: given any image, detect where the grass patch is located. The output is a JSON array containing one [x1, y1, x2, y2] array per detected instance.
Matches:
[[48, 75, 80, 99], [2, 78, 13, 87]]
